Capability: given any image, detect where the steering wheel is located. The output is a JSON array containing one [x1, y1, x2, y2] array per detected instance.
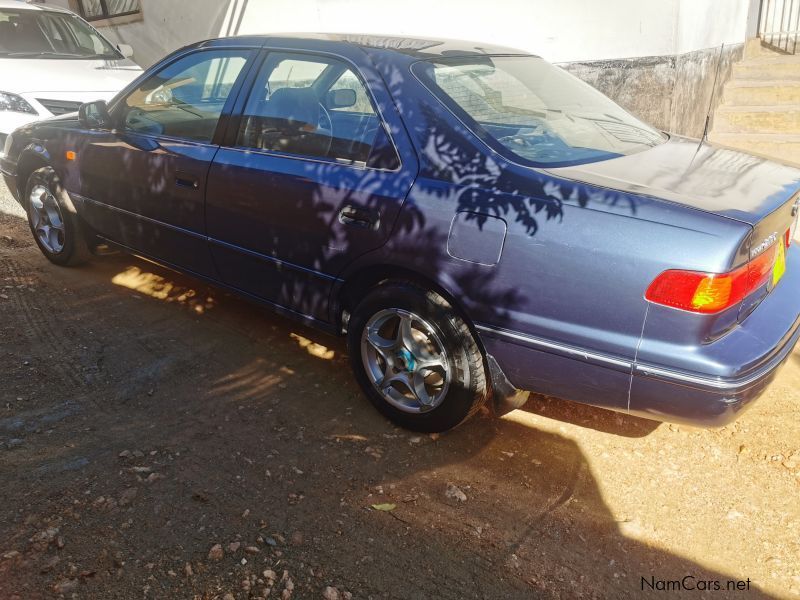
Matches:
[[316, 102, 334, 157], [497, 127, 545, 150]]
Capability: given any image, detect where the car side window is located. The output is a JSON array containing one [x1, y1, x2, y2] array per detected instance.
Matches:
[[39, 14, 101, 56], [236, 52, 398, 168], [120, 50, 249, 143]]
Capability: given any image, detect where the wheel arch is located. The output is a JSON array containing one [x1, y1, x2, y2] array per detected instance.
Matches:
[[335, 263, 486, 354], [15, 147, 52, 207], [335, 262, 533, 414]]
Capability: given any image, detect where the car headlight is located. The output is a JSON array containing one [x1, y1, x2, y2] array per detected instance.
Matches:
[[0, 91, 37, 115]]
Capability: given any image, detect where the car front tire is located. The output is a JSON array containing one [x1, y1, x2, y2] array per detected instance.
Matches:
[[347, 281, 489, 432], [25, 167, 90, 267]]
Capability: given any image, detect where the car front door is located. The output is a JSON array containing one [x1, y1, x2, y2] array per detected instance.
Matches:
[[205, 50, 418, 322], [77, 47, 254, 277]]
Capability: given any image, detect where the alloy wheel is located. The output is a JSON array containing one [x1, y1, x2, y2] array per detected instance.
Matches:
[[29, 184, 65, 254], [360, 308, 451, 413]]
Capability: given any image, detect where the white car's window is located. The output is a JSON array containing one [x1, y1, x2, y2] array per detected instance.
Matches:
[[0, 8, 120, 59], [120, 50, 250, 143]]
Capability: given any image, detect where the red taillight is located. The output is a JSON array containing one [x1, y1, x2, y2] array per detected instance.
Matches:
[[645, 243, 778, 314]]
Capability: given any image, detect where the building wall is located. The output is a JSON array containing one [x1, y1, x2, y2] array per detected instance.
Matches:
[[45, 0, 758, 137], [74, 0, 753, 66], [234, 0, 753, 63], [563, 44, 744, 138], [98, 0, 247, 68]]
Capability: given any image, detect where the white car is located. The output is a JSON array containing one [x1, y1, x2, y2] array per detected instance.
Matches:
[[0, 0, 142, 150]]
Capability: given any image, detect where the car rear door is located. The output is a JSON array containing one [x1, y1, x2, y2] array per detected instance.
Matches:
[[205, 48, 419, 322], [77, 46, 256, 277]]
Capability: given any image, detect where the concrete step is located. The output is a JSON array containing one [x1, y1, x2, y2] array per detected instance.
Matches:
[[708, 132, 800, 166], [722, 79, 800, 105], [744, 37, 799, 60], [713, 105, 800, 134], [732, 56, 800, 80]]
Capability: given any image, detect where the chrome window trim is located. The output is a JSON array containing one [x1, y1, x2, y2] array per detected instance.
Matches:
[[216, 144, 399, 174]]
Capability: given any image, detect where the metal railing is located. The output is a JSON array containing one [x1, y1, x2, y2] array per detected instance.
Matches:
[[759, 0, 800, 54]]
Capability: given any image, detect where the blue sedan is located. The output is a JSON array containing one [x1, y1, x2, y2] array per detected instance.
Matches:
[[2, 34, 799, 432]]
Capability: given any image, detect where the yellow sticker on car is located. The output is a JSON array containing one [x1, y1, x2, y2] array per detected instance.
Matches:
[[772, 239, 786, 287]]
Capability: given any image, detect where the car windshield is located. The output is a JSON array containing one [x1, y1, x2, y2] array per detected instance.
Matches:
[[414, 55, 667, 167], [0, 8, 121, 59]]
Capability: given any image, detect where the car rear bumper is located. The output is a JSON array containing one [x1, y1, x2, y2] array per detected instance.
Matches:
[[628, 338, 800, 427], [629, 246, 800, 425], [628, 314, 800, 426], [477, 246, 800, 427]]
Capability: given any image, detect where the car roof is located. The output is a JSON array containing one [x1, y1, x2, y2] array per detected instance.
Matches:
[[277, 33, 531, 57], [0, 0, 72, 13], [197, 33, 535, 61]]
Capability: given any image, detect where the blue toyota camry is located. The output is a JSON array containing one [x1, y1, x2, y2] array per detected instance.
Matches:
[[2, 34, 799, 432]]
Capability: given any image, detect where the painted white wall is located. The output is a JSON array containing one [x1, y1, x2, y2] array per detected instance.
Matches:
[[40, 0, 754, 66], [233, 0, 679, 63], [236, 0, 753, 62], [675, 0, 751, 54]]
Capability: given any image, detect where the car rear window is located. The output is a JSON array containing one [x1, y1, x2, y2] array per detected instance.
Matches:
[[413, 55, 667, 167]]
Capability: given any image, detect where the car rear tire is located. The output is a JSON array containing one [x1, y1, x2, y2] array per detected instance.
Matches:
[[25, 167, 90, 267], [347, 281, 489, 432]]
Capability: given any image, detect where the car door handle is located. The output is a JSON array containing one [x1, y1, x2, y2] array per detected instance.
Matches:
[[338, 205, 380, 230], [175, 174, 199, 189]]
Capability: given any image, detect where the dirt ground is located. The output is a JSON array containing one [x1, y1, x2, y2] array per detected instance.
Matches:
[[1, 181, 799, 600]]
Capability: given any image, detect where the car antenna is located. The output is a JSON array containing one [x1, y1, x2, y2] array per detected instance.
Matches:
[[701, 43, 725, 145], [689, 43, 725, 170]]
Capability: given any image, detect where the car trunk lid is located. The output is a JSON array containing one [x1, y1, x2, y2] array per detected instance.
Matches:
[[547, 135, 800, 227], [549, 135, 800, 321]]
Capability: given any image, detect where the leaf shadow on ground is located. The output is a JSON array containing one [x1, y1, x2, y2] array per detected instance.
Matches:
[[0, 226, 776, 599]]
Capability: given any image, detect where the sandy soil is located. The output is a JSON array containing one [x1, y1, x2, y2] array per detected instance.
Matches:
[[1, 182, 799, 600]]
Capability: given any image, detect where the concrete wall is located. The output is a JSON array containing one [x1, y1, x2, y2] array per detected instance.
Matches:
[[563, 44, 745, 138]]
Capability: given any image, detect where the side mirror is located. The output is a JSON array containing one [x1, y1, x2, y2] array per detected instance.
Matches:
[[326, 88, 357, 109], [79, 100, 112, 130], [117, 43, 134, 59]]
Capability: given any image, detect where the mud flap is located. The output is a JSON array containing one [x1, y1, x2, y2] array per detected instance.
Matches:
[[487, 354, 530, 416]]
